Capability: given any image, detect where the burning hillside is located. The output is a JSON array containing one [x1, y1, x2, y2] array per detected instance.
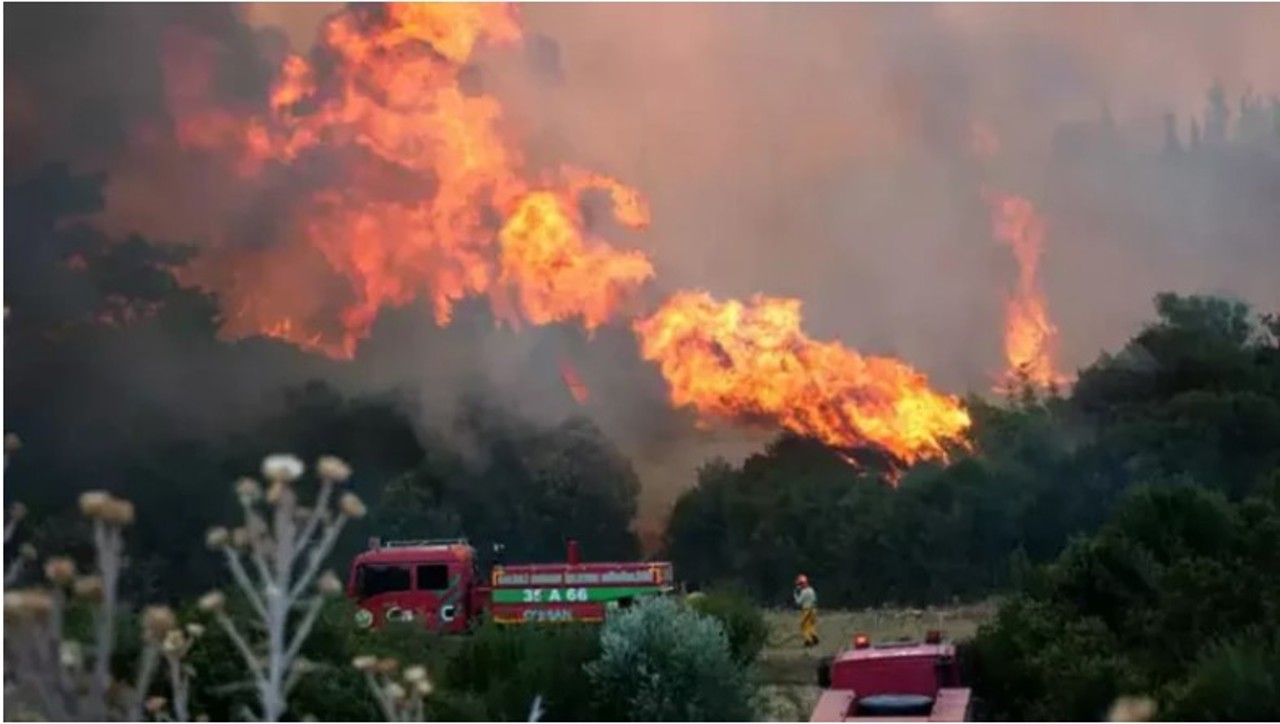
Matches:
[[110, 3, 974, 466]]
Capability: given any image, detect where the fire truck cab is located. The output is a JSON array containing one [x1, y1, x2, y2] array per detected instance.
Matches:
[[810, 631, 972, 722], [346, 538, 483, 633]]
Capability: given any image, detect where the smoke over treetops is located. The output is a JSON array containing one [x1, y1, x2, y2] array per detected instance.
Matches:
[[6, 3, 1279, 521]]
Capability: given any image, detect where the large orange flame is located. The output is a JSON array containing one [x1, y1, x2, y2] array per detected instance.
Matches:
[[161, 3, 652, 357], [983, 190, 1068, 391], [143, 2, 972, 467], [633, 292, 972, 467]]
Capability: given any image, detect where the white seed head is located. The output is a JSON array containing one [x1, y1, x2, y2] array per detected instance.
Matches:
[[19, 543, 38, 561], [142, 605, 178, 643], [339, 492, 367, 519], [185, 623, 206, 638], [43, 556, 76, 586], [316, 455, 352, 483], [72, 575, 104, 600], [317, 570, 343, 597], [197, 590, 226, 613], [235, 477, 263, 505], [4, 590, 54, 619], [352, 655, 378, 672], [414, 677, 434, 697], [145, 696, 168, 714], [78, 491, 111, 518], [162, 629, 188, 655], [59, 641, 84, 669], [376, 657, 400, 674], [100, 498, 135, 526], [205, 527, 230, 549], [261, 454, 305, 483], [402, 665, 428, 684]]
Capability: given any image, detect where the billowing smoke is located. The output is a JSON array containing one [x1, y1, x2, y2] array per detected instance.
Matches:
[[488, 3, 1280, 382], [7, 3, 1280, 525]]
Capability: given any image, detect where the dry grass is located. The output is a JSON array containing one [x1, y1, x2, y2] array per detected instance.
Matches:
[[754, 602, 997, 720]]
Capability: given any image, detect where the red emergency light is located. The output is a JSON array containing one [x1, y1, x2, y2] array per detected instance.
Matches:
[[853, 633, 871, 649]]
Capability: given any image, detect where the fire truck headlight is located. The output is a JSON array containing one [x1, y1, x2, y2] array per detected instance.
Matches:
[[441, 604, 457, 622], [354, 608, 373, 628]]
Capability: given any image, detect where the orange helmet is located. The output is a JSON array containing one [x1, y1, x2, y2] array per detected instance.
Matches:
[[795, 574, 809, 587]]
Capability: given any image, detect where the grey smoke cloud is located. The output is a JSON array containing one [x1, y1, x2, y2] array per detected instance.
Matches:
[[485, 3, 1280, 385]]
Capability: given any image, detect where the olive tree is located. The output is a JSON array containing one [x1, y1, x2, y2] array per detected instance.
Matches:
[[586, 597, 754, 721]]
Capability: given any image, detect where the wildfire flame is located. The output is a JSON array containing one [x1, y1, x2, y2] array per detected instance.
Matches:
[[633, 292, 972, 467], [983, 190, 1068, 391], [161, 3, 652, 357], [137, 2, 973, 468]]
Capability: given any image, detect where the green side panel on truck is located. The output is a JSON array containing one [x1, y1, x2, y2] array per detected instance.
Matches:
[[491, 585, 664, 604]]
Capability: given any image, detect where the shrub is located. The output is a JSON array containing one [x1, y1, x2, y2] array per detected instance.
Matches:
[[1165, 631, 1280, 721], [442, 622, 602, 721], [971, 481, 1280, 721], [688, 588, 769, 667], [587, 597, 753, 722]]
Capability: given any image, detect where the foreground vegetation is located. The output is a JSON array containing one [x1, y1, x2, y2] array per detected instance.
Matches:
[[4, 446, 770, 721], [972, 479, 1280, 721]]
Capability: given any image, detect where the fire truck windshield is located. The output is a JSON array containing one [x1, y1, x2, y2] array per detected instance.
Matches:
[[355, 563, 410, 599], [416, 563, 450, 590], [355, 562, 453, 599]]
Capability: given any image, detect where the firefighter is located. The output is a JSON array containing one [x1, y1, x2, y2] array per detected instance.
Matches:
[[794, 574, 819, 648]]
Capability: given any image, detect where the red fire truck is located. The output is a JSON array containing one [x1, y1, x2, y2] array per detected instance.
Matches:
[[345, 537, 675, 632], [809, 631, 973, 722]]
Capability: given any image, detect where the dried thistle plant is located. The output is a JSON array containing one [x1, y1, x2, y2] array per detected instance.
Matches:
[[352, 655, 542, 723], [3, 444, 418, 723], [200, 454, 364, 722], [353, 656, 433, 722], [3, 491, 200, 722], [155, 623, 203, 722]]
